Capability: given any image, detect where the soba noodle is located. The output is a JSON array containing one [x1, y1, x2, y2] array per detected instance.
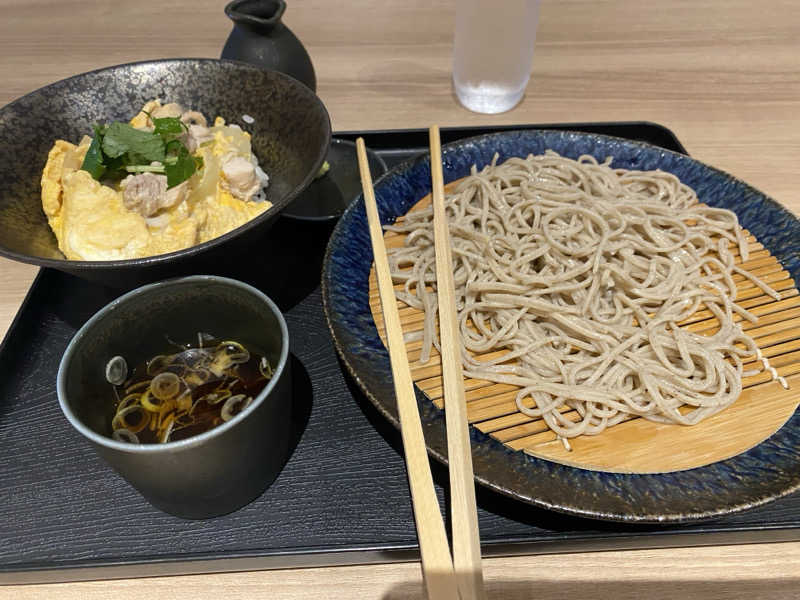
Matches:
[[385, 151, 783, 441]]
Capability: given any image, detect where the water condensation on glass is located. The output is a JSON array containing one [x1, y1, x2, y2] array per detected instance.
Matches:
[[453, 0, 540, 114]]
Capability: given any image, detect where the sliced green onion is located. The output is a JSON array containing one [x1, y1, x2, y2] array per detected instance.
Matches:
[[150, 372, 180, 400], [108, 334, 269, 444], [105, 356, 128, 386], [221, 394, 251, 422], [159, 414, 176, 443], [117, 393, 142, 413], [112, 405, 149, 434], [203, 389, 231, 406], [208, 341, 250, 376], [112, 429, 140, 444], [259, 356, 274, 379], [218, 341, 250, 364], [140, 389, 168, 412]]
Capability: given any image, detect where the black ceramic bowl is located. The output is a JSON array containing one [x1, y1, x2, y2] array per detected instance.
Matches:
[[57, 275, 292, 519], [0, 58, 331, 288]]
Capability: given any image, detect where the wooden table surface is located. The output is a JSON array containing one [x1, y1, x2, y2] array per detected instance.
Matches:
[[1, 1, 799, 597]]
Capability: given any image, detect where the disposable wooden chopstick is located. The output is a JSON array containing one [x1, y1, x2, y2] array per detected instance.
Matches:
[[356, 138, 459, 600], [429, 125, 486, 600]]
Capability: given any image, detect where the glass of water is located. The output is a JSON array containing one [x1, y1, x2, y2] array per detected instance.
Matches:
[[452, 0, 540, 114]]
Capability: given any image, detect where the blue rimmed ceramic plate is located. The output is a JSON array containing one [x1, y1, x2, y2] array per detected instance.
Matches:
[[321, 129, 800, 523]]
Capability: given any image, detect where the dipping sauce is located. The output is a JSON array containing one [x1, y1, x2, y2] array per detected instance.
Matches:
[[107, 335, 273, 444]]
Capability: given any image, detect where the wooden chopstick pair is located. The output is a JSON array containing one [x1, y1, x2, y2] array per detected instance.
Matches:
[[356, 128, 485, 600]]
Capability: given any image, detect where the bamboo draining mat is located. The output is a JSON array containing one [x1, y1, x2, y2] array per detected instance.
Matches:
[[368, 181, 800, 474]]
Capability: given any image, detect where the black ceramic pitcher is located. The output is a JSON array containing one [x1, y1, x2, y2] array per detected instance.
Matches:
[[221, 0, 317, 91]]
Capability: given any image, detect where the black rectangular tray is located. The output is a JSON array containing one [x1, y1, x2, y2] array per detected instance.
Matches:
[[2, 122, 799, 585]]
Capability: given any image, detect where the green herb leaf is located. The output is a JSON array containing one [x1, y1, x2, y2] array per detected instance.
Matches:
[[103, 154, 128, 181], [152, 117, 186, 138], [163, 139, 198, 188], [93, 123, 108, 139], [80, 135, 106, 180], [101, 122, 165, 163], [78, 117, 198, 186]]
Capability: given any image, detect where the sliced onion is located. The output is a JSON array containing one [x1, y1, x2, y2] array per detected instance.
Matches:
[[112, 405, 149, 434], [144, 212, 170, 228], [112, 429, 140, 444], [221, 394, 251, 422], [150, 372, 180, 400], [105, 356, 128, 385]]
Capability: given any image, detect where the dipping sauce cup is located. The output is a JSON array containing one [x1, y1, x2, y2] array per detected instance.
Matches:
[[57, 275, 291, 519]]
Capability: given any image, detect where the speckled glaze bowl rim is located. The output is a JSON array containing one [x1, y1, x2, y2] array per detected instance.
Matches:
[[321, 128, 800, 523], [0, 57, 331, 269], [57, 274, 290, 454]]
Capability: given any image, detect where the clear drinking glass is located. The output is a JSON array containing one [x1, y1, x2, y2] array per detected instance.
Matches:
[[452, 0, 540, 114]]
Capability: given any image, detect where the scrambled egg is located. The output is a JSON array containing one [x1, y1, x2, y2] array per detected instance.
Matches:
[[41, 100, 271, 260]]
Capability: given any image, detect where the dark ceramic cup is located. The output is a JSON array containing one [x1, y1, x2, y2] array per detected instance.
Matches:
[[57, 275, 291, 519]]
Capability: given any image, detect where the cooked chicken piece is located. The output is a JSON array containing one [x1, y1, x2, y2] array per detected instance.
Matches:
[[121, 173, 192, 218], [152, 103, 184, 119], [181, 124, 214, 153], [165, 180, 189, 208], [121, 173, 167, 217], [121, 173, 168, 217], [130, 101, 185, 131], [221, 156, 260, 200], [181, 110, 207, 127]]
